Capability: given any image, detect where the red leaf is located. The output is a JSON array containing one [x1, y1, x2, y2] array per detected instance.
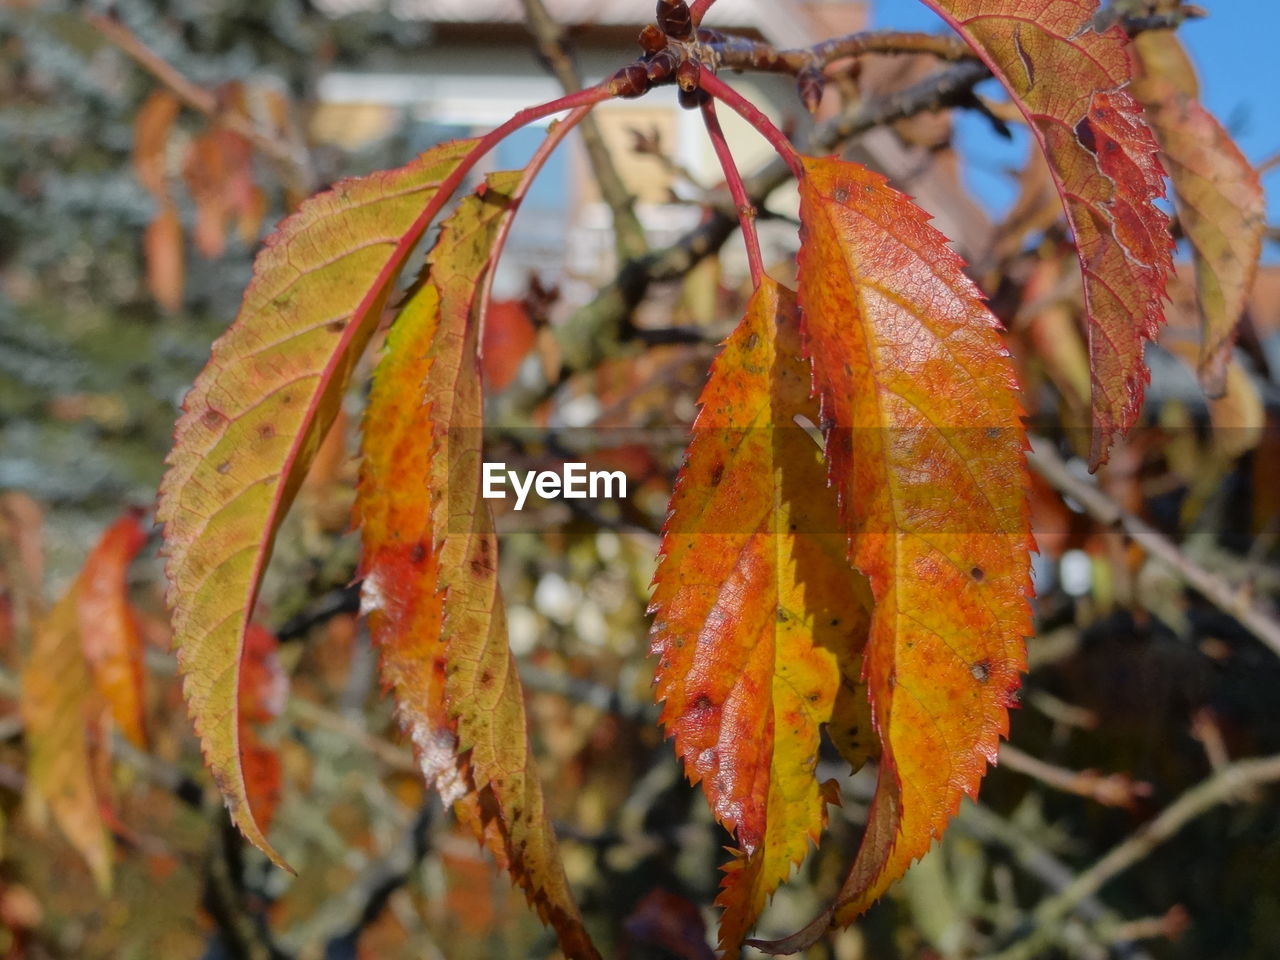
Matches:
[[481, 299, 537, 392], [919, 0, 1173, 467], [75, 511, 149, 750], [239, 625, 286, 833]]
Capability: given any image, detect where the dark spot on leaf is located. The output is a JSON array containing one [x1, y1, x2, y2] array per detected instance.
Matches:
[[971, 660, 991, 683], [410, 542, 426, 563], [216, 460, 231, 475], [745, 332, 759, 350], [710, 463, 724, 485], [258, 423, 276, 441], [327, 319, 346, 334], [970, 566, 985, 582], [201, 408, 225, 429], [480, 670, 494, 687], [1075, 116, 1098, 154], [777, 609, 789, 622], [833, 183, 849, 203], [692, 694, 713, 713]]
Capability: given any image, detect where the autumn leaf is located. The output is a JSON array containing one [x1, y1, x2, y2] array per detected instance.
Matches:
[[356, 172, 599, 959], [133, 89, 179, 200], [919, 0, 1172, 467], [1131, 28, 1265, 397], [650, 280, 871, 956], [21, 590, 112, 892], [751, 156, 1032, 951], [158, 138, 482, 867], [76, 510, 149, 750], [481, 299, 537, 392], [239, 625, 286, 833], [145, 201, 185, 314]]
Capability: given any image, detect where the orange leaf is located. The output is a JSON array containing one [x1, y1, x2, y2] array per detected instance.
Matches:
[[158, 138, 480, 868], [778, 156, 1031, 942], [356, 172, 599, 959], [20, 590, 112, 892], [920, 0, 1172, 467], [133, 89, 179, 199], [239, 625, 286, 833], [1131, 29, 1265, 396], [650, 280, 871, 956], [183, 130, 231, 259], [145, 202, 185, 313], [481, 299, 537, 392], [75, 511, 149, 750]]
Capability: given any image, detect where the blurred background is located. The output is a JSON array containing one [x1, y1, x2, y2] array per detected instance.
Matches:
[[2, 1, 1280, 958]]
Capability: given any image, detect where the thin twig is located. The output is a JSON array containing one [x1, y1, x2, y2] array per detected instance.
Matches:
[[1027, 439, 1280, 657], [477, 105, 593, 347], [983, 753, 1280, 960], [999, 742, 1151, 809], [494, 57, 994, 395], [697, 70, 802, 178], [711, 30, 973, 76], [520, 0, 648, 261], [700, 98, 765, 287], [88, 13, 315, 194]]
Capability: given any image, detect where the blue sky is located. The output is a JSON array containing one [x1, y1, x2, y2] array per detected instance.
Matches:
[[869, 2, 1279, 235]]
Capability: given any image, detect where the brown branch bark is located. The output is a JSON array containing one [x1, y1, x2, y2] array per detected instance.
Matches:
[[88, 13, 315, 194], [520, 0, 649, 261]]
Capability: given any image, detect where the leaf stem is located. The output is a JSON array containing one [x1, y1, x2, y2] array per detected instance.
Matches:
[[700, 98, 766, 288], [689, 0, 718, 27], [697, 70, 803, 180], [476, 105, 593, 349]]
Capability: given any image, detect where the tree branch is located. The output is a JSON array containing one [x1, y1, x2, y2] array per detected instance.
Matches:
[[983, 753, 1280, 960], [87, 12, 315, 195], [1027, 439, 1280, 657], [520, 0, 649, 261]]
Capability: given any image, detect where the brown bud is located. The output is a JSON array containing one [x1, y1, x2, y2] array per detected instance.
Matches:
[[638, 24, 666, 55], [646, 49, 678, 84], [797, 66, 826, 115], [608, 62, 651, 99], [675, 58, 700, 93], [657, 0, 693, 41]]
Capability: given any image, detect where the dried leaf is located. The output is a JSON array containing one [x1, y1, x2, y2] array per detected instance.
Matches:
[[158, 138, 480, 866], [1131, 29, 1265, 396], [779, 156, 1031, 941], [921, 0, 1173, 466], [650, 280, 871, 956], [75, 511, 149, 750], [356, 172, 599, 958]]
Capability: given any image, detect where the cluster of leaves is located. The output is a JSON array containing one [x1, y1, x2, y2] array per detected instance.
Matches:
[[13, 0, 1270, 957]]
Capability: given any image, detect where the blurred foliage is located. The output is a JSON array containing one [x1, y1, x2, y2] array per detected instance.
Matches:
[[1, 2, 1280, 960]]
